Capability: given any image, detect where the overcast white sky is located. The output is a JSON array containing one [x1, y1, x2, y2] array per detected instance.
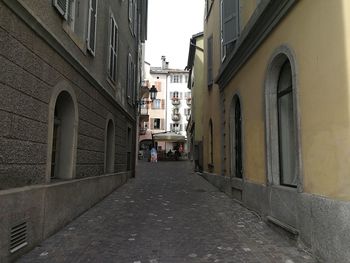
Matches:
[[145, 0, 204, 69]]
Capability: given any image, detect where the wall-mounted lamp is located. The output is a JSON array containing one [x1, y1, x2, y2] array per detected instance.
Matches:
[[136, 85, 158, 107]]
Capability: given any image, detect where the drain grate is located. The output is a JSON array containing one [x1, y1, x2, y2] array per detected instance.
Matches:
[[10, 222, 28, 253]]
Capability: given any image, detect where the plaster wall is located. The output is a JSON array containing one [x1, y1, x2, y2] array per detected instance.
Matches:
[[203, 0, 223, 174], [223, 0, 350, 200]]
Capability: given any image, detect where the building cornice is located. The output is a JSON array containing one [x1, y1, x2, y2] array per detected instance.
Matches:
[[216, 0, 297, 89], [3, 0, 136, 122]]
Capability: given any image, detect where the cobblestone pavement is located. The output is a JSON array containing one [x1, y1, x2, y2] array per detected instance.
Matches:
[[19, 161, 316, 263]]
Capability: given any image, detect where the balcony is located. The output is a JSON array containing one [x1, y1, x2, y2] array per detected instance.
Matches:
[[186, 98, 191, 106], [139, 127, 147, 135], [140, 108, 148, 115], [172, 114, 181, 122], [172, 98, 181, 106]]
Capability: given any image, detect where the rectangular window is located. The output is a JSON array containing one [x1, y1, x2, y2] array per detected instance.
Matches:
[[87, 0, 98, 55], [127, 53, 135, 102], [108, 15, 118, 82], [207, 36, 213, 86], [152, 99, 161, 109], [185, 74, 189, 83], [221, 0, 240, 61], [153, 118, 161, 129], [133, 0, 137, 36]]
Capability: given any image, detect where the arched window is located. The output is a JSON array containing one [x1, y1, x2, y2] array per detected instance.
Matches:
[[230, 95, 243, 178], [277, 61, 297, 186], [209, 119, 214, 165], [50, 91, 77, 180], [265, 46, 300, 188], [105, 119, 115, 173]]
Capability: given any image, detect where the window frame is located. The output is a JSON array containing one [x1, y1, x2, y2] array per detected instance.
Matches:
[[107, 13, 118, 83]]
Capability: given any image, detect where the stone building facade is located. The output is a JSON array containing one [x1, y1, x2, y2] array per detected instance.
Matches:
[[0, 0, 147, 261]]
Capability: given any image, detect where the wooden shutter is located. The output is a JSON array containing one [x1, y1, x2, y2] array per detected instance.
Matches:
[[222, 0, 239, 45], [160, 119, 165, 130], [155, 81, 161, 92], [87, 0, 98, 55], [161, 99, 165, 109], [150, 118, 154, 129], [170, 92, 173, 98], [53, 0, 68, 19]]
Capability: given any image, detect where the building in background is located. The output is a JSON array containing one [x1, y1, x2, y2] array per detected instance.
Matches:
[[185, 32, 204, 171], [0, 0, 147, 261], [139, 56, 189, 157], [201, 0, 350, 262]]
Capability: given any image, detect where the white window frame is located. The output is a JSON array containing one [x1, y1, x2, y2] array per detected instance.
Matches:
[[87, 0, 98, 55], [108, 14, 118, 83]]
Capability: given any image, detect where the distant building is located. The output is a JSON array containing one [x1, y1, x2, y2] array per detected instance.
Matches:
[[0, 0, 147, 261], [139, 56, 189, 155]]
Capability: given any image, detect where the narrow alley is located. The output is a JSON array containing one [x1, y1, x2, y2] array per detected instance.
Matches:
[[19, 161, 316, 263]]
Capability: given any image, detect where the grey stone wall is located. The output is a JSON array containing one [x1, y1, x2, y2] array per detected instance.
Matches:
[[0, 2, 135, 189]]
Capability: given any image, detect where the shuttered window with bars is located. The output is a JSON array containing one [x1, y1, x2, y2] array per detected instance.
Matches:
[[53, 0, 69, 19]]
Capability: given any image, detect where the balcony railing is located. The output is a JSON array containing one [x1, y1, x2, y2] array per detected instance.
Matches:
[[172, 114, 181, 122], [172, 98, 181, 106]]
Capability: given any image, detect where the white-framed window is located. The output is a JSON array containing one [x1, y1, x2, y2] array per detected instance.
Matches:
[[221, 0, 240, 61], [171, 75, 182, 83], [170, 123, 182, 132], [87, 0, 98, 55], [108, 14, 118, 82], [152, 99, 161, 109], [184, 108, 191, 116]]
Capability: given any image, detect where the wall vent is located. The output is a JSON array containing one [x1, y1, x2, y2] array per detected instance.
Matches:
[[10, 222, 28, 253]]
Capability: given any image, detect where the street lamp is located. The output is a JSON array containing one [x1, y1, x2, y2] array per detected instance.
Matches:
[[137, 85, 158, 107]]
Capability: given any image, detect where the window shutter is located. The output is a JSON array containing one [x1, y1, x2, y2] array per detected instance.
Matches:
[[87, 0, 98, 55], [127, 53, 132, 98], [53, 0, 68, 19], [180, 124, 183, 131], [160, 119, 165, 130], [207, 36, 213, 85], [170, 92, 173, 98], [150, 118, 154, 129], [222, 0, 239, 45], [133, 0, 137, 36], [128, 0, 133, 22], [156, 81, 161, 92], [161, 99, 165, 109]]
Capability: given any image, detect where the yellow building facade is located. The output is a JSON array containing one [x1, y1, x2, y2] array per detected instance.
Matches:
[[202, 0, 350, 262]]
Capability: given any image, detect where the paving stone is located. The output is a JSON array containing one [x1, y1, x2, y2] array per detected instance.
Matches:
[[18, 161, 316, 263]]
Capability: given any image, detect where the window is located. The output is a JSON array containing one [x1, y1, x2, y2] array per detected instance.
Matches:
[[277, 61, 297, 187], [184, 108, 191, 116], [127, 53, 135, 102], [230, 95, 243, 178], [265, 47, 300, 188], [171, 91, 180, 99], [127, 127, 132, 171], [153, 118, 161, 129], [185, 92, 191, 99], [87, 0, 98, 54], [108, 15, 118, 82], [128, 0, 136, 36], [133, 0, 137, 36], [152, 99, 161, 109], [209, 119, 214, 165], [105, 119, 115, 173], [185, 74, 189, 83], [170, 123, 182, 132], [207, 36, 213, 86], [171, 75, 182, 83], [221, 0, 240, 61], [50, 91, 77, 180]]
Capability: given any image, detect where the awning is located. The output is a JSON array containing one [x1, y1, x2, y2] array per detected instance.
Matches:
[[153, 132, 186, 142]]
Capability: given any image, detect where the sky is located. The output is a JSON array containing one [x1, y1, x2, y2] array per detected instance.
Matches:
[[145, 0, 204, 70]]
